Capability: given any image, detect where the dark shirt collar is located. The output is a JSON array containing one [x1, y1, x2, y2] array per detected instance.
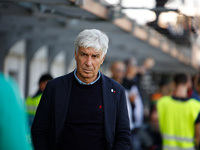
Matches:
[[172, 96, 190, 101]]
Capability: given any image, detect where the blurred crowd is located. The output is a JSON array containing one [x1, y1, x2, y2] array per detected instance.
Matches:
[[110, 57, 200, 150]]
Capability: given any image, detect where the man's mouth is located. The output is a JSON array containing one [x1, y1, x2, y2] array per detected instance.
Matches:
[[83, 69, 92, 73]]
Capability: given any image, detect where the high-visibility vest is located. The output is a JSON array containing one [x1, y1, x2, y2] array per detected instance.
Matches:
[[26, 94, 42, 116], [157, 96, 200, 150]]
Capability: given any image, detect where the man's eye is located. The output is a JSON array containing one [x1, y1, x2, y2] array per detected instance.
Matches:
[[93, 55, 99, 58], [82, 53, 87, 56]]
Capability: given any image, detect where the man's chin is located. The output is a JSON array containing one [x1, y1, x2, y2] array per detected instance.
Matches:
[[82, 72, 93, 78]]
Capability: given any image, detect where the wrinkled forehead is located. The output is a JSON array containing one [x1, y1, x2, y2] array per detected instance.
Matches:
[[78, 46, 103, 55]]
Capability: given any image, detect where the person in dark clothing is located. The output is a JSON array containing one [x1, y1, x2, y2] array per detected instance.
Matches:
[[31, 29, 131, 150], [122, 57, 145, 150], [137, 57, 156, 122], [143, 103, 162, 150], [192, 75, 200, 101], [33, 73, 53, 97]]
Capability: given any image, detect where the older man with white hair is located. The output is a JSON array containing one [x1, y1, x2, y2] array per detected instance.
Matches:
[[31, 29, 131, 150]]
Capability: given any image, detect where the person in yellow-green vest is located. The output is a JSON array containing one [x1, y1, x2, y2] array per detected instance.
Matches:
[[157, 73, 200, 150], [26, 73, 53, 127]]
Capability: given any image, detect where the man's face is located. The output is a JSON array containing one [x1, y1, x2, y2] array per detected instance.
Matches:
[[40, 80, 49, 91], [75, 47, 105, 84], [111, 62, 125, 80]]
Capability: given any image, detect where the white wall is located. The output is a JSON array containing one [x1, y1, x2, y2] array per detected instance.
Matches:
[[5, 40, 26, 97], [51, 51, 67, 78], [4, 40, 69, 97], [28, 46, 48, 96]]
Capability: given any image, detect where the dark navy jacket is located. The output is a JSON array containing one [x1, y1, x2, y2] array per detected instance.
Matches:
[[31, 71, 131, 150]]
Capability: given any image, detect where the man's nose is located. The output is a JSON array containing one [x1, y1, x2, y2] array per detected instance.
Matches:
[[85, 56, 92, 66]]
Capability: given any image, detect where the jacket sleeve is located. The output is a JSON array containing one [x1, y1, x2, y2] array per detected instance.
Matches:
[[31, 82, 54, 150], [113, 88, 132, 150]]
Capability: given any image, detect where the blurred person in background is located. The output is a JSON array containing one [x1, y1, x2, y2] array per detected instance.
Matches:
[[146, 77, 173, 150], [0, 72, 32, 150], [110, 61, 125, 85], [157, 77, 172, 96], [150, 77, 172, 103], [122, 57, 147, 150], [187, 74, 193, 98], [145, 103, 162, 150], [192, 74, 200, 101], [157, 73, 200, 150], [31, 29, 131, 150], [26, 73, 53, 127], [137, 56, 156, 122], [122, 57, 139, 88], [122, 57, 144, 129]]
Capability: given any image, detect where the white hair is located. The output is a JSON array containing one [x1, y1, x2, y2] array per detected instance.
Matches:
[[74, 29, 109, 57]]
